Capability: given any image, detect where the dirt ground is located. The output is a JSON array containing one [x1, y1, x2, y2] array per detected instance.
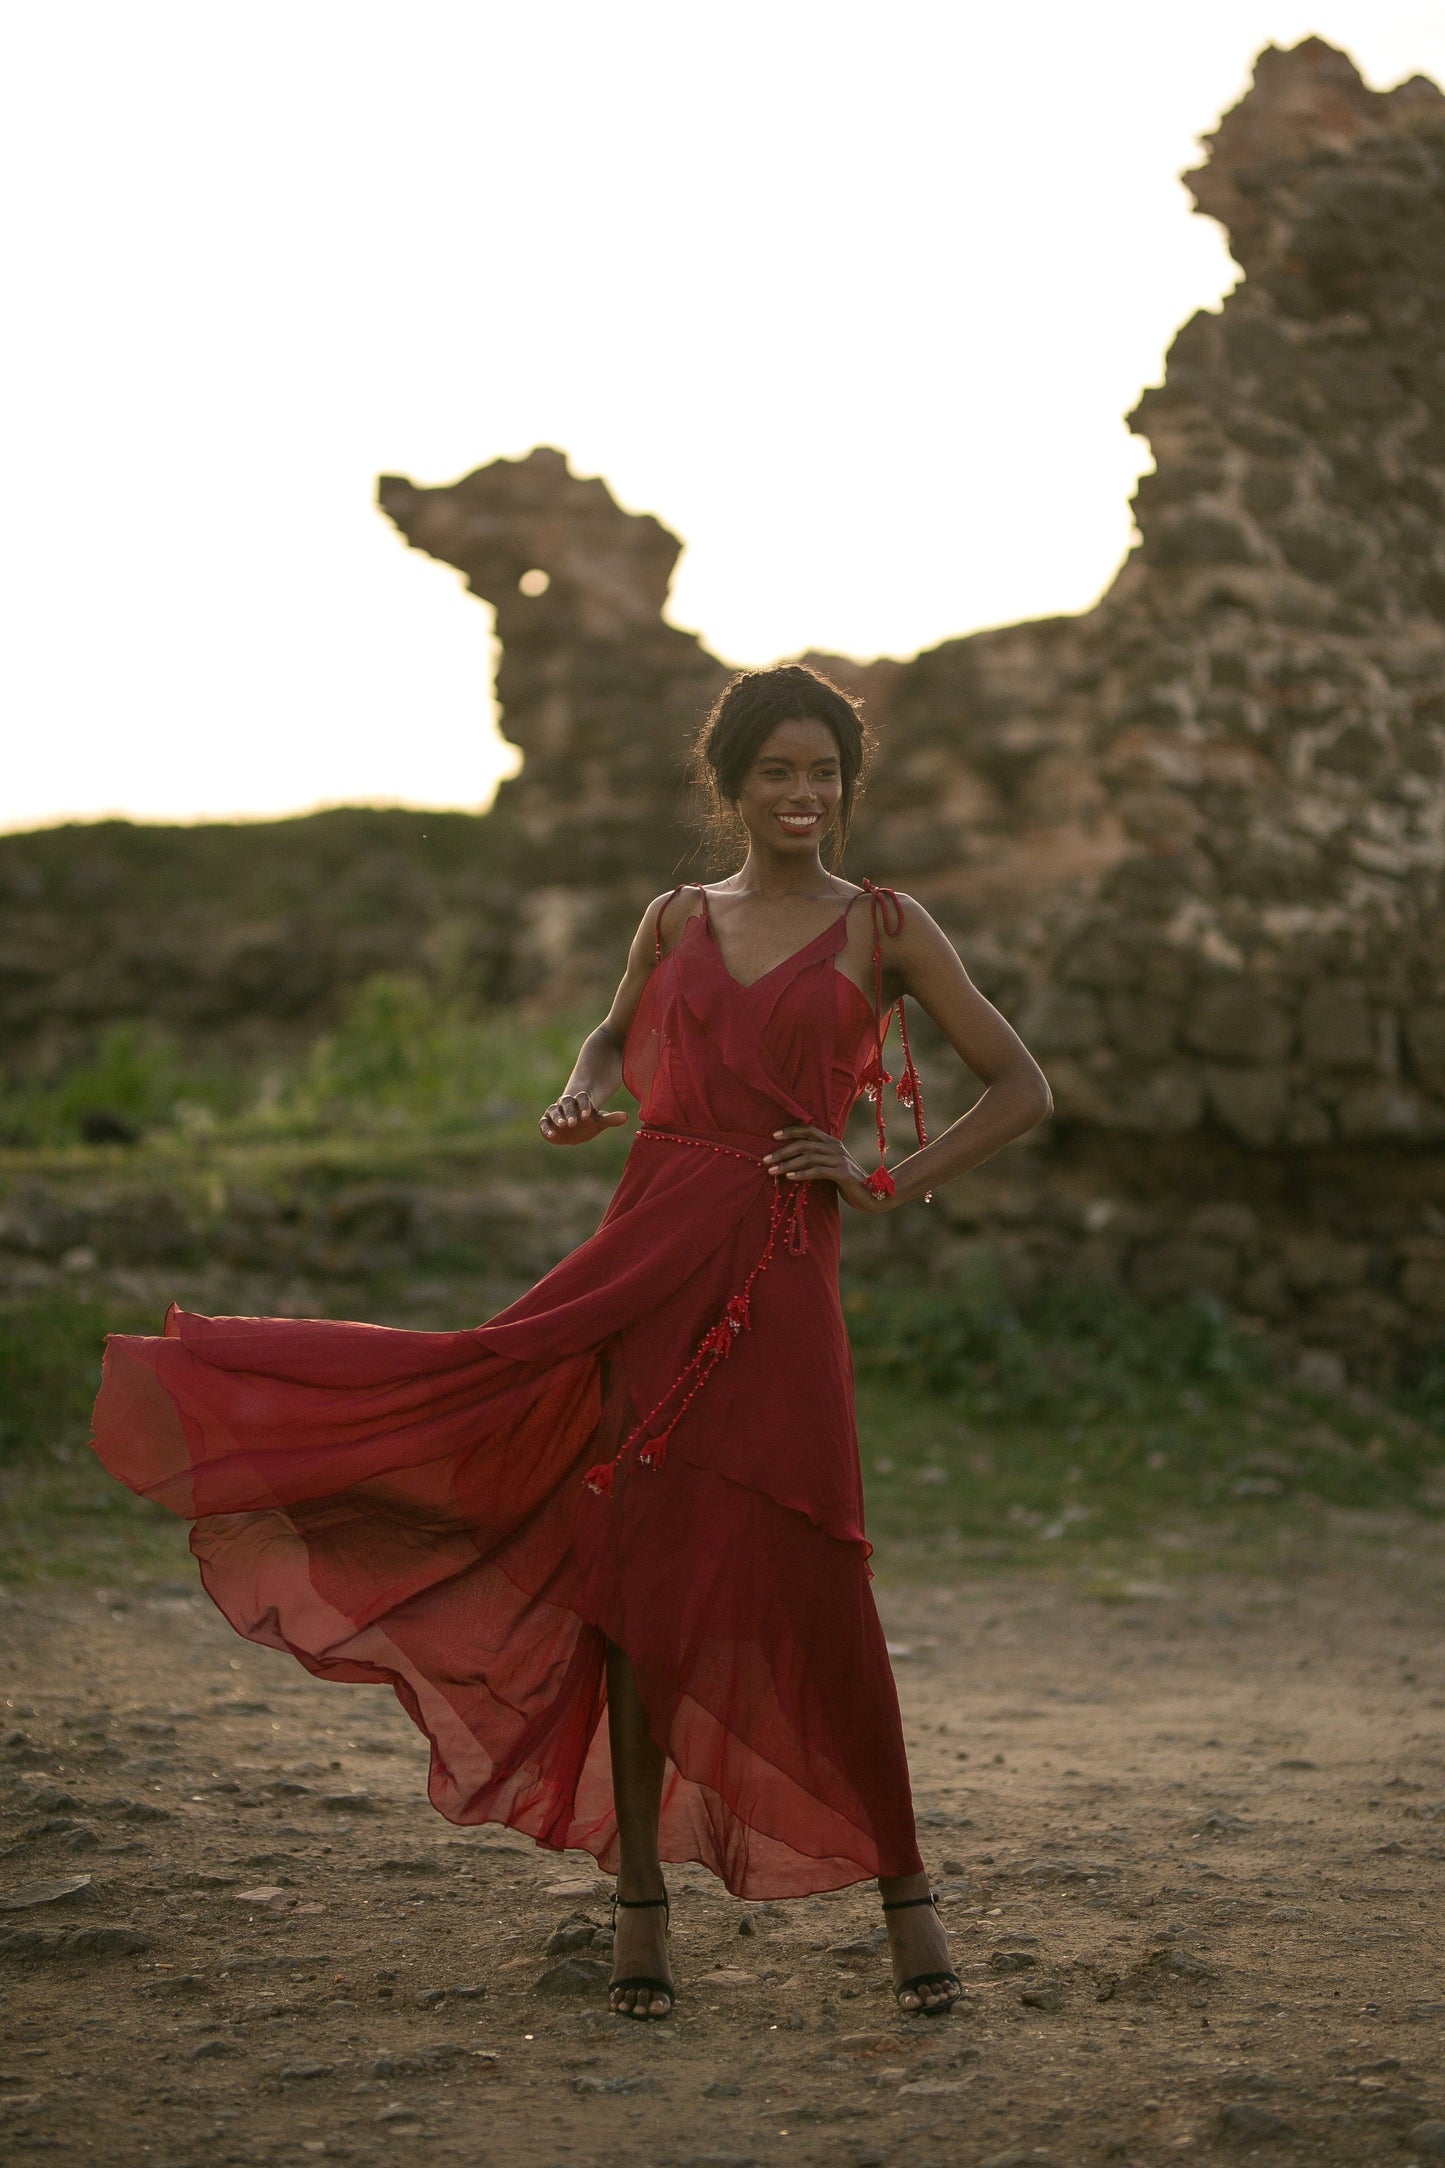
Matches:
[[4, 1542, 1445, 2168]]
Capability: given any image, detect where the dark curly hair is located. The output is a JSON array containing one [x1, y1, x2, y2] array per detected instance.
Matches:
[[690, 663, 873, 868]]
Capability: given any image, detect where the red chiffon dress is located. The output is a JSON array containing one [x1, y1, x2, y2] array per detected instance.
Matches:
[[90, 884, 930, 1899]]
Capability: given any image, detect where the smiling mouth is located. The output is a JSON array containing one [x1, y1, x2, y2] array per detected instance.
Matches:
[[776, 812, 822, 832]]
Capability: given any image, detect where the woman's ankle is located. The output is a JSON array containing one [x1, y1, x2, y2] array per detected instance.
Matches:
[[879, 1870, 931, 1907], [615, 1862, 667, 1904]]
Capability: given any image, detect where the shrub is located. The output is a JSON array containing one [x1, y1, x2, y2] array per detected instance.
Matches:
[[844, 1259, 1270, 1420]]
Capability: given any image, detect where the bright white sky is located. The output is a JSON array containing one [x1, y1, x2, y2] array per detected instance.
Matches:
[[3, 1, 1443, 829]]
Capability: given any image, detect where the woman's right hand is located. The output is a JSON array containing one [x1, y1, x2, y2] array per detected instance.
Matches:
[[539, 1091, 629, 1145]]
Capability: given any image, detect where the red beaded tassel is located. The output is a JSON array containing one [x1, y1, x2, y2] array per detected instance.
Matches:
[[858, 880, 928, 1201], [582, 1173, 809, 1495]]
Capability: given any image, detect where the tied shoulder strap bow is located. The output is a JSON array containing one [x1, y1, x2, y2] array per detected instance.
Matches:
[[857, 879, 929, 1200]]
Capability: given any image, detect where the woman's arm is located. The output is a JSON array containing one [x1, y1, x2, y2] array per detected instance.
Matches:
[[764, 895, 1052, 1207], [539, 890, 693, 1145]]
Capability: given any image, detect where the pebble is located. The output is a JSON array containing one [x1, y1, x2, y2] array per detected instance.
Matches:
[[63, 1925, 152, 1956], [703, 2080, 742, 2097], [838, 2033, 906, 2057], [17, 1786, 83, 1813], [0, 1924, 151, 1959], [232, 1885, 293, 1910], [279, 2060, 332, 2082], [988, 1950, 1038, 1973], [369, 2046, 464, 2077], [571, 2072, 658, 2095], [545, 1912, 605, 1957], [1412, 2126, 1445, 2162], [828, 1930, 887, 1957], [1145, 1947, 1213, 1982], [533, 1956, 611, 1995], [1217, 2101, 1290, 2140], [1019, 1984, 1063, 2012], [0, 1875, 94, 1911], [188, 2038, 235, 2061]]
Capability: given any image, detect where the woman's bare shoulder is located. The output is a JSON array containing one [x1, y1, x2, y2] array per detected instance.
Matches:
[[848, 883, 944, 939], [647, 884, 706, 954]]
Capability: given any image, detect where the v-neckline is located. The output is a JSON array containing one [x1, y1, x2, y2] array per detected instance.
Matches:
[[696, 888, 854, 993]]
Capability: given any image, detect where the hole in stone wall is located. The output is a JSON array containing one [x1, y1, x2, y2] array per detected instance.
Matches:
[[518, 568, 550, 597]]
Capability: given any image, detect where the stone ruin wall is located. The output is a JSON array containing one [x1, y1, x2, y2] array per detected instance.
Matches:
[[378, 40, 1445, 1389]]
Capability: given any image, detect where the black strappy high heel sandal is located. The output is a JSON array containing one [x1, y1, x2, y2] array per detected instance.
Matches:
[[607, 1892, 675, 2020], [882, 1891, 962, 2016]]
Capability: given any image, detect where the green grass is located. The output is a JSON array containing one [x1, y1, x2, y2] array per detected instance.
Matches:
[[0, 1292, 189, 1584], [2, 1269, 1440, 1590], [3, 991, 1441, 1588], [0, 975, 598, 1155], [845, 1266, 1443, 1579]]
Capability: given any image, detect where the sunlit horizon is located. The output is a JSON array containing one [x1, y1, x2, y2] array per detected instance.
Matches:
[[4, 1, 1444, 833]]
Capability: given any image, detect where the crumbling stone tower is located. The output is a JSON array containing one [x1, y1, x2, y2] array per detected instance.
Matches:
[[381, 39, 1445, 1382]]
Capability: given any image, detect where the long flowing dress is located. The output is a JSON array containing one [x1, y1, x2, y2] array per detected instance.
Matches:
[[89, 885, 928, 1899]]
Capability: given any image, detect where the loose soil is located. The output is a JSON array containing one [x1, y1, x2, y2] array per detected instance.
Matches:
[[3, 1542, 1445, 2168]]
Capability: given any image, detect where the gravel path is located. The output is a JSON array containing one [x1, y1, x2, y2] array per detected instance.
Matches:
[[3, 1549, 1445, 2166]]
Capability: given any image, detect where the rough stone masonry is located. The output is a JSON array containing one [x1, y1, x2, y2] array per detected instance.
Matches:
[[378, 39, 1445, 1388]]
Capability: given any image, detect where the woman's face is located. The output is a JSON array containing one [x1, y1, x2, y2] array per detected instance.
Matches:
[[735, 718, 843, 856]]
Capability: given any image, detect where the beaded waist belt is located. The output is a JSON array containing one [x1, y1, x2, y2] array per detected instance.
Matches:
[[582, 1127, 811, 1496], [636, 1122, 772, 1166]]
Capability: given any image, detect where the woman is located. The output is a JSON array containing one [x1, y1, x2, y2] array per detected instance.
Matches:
[[90, 663, 1052, 2023]]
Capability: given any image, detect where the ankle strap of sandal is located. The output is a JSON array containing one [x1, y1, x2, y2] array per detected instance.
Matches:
[[612, 1894, 670, 1909], [881, 1892, 938, 1912]]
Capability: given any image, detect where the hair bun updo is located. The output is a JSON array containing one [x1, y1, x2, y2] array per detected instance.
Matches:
[[691, 663, 874, 867]]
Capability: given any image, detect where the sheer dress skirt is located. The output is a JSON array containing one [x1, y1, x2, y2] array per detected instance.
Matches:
[[90, 893, 927, 1897]]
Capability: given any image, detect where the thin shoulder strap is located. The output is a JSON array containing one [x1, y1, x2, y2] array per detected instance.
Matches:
[[654, 883, 703, 962]]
